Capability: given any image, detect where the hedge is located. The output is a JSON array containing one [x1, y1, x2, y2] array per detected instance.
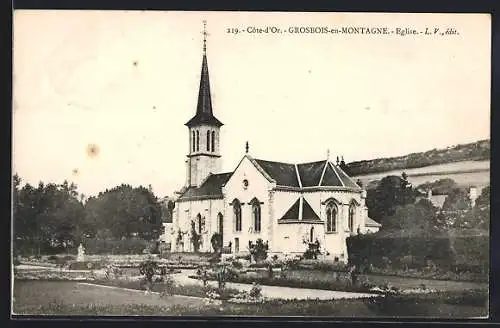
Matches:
[[346, 231, 489, 274], [83, 238, 155, 255]]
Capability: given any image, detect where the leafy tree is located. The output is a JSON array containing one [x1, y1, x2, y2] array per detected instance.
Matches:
[[417, 178, 459, 195], [383, 199, 439, 232], [366, 174, 417, 224], [442, 188, 471, 212], [82, 184, 163, 240], [475, 185, 490, 208], [13, 177, 85, 255]]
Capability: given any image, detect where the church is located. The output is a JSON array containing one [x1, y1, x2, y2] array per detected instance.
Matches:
[[166, 24, 381, 261]]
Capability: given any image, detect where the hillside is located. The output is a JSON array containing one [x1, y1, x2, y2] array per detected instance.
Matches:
[[346, 139, 490, 176]]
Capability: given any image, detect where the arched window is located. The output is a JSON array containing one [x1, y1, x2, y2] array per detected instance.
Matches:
[[251, 199, 261, 232], [196, 130, 200, 151], [310, 226, 314, 243], [211, 131, 215, 152], [233, 199, 242, 232], [217, 213, 223, 235], [326, 202, 338, 232], [192, 130, 195, 152], [206, 130, 210, 151], [348, 204, 356, 232], [197, 214, 202, 234]]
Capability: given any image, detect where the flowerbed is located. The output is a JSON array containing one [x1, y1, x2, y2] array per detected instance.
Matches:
[[189, 272, 380, 294], [14, 269, 95, 281], [369, 266, 488, 283]]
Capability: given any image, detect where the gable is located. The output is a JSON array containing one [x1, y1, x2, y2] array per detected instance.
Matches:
[[278, 196, 321, 223]]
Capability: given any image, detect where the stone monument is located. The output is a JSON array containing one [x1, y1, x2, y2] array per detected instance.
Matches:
[[77, 243, 85, 262]]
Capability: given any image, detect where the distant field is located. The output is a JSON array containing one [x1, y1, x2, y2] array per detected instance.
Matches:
[[354, 160, 490, 190]]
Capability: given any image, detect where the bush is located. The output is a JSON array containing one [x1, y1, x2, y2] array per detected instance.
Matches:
[[249, 283, 263, 299], [66, 261, 106, 270], [248, 239, 268, 263], [303, 240, 322, 260], [84, 238, 151, 255]]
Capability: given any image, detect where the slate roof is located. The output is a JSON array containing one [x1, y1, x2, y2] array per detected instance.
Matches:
[[278, 197, 321, 223], [254, 159, 300, 187], [255, 158, 362, 189], [178, 172, 232, 200], [297, 161, 325, 187], [185, 54, 223, 128]]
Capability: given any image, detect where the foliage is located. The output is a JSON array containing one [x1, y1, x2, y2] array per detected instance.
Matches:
[[13, 174, 165, 256], [250, 283, 263, 299], [442, 188, 471, 212], [346, 230, 489, 275], [248, 239, 269, 263], [139, 260, 166, 286], [303, 239, 322, 260], [382, 199, 439, 231], [83, 238, 152, 255], [83, 184, 163, 240], [66, 260, 107, 270], [366, 174, 417, 223], [104, 264, 123, 280], [13, 176, 85, 255], [190, 221, 202, 252], [417, 178, 460, 195], [210, 233, 223, 254]]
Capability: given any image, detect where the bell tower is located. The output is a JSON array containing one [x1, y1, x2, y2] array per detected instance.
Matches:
[[185, 21, 223, 187]]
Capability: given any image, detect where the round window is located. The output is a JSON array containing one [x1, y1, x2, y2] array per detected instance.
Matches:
[[243, 179, 249, 189]]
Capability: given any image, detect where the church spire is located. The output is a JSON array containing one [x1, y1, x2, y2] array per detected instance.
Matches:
[[185, 21, 223, 128]]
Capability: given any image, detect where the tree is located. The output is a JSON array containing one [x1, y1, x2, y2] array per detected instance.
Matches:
[[383, 199, 439, 232], [417, 178, 459, 195], [13, 177, 85, 255], [442, 188, 471, 212], [366, 175, 417, 224], [82, 184, 163, 240]]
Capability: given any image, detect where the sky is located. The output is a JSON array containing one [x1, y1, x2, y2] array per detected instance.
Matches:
[[13, 11, 491, 198]]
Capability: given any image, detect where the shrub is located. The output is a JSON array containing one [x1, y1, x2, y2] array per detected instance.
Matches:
[[231, 260, 243, 270], [211, 233, 223, 253], [303, 240, 322, 260], [248, 239, 269, 263], [84, 238, 151, 255], [249, 283, 263, 299], [66, 261, 106, 270]]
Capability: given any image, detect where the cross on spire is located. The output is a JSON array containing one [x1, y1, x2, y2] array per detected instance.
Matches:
[[245, 141, 249, 154], [202, 20, 209, 55], [326, 149, 330, 160]]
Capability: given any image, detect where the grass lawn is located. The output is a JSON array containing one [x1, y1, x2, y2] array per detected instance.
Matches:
[[12, 280, 488, 317], [12, 280, 208, 316]]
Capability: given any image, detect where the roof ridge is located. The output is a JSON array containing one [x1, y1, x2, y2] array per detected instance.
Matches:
[[318, 160, 329, 186], [294, 164, 303, 188]]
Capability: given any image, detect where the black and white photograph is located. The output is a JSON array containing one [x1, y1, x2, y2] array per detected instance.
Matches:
[[12, 11, 490, 317]]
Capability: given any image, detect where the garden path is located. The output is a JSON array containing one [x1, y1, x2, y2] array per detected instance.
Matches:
[[171, 270, 378, 300]]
